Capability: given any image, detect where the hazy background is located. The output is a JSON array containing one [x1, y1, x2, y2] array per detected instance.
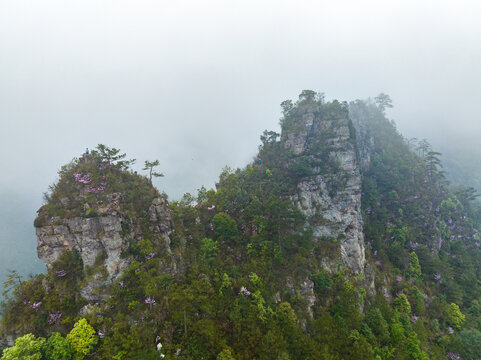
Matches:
[[1, 0, 480, 281]]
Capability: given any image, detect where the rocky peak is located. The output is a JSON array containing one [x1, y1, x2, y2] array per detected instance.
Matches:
[[35, 153, 174, 302], [281, 100, 366, 274]]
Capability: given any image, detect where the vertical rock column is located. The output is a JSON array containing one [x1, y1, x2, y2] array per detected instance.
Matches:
[[282, 103, 366, 274]]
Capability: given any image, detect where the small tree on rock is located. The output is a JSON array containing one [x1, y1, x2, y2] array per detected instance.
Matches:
[[143, 160, 164, 182], [374, 93, 393, 113], [92, 144, 136, 170]]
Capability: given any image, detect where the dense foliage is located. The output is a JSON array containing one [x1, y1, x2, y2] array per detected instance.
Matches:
[[2, 93, 481, 359]]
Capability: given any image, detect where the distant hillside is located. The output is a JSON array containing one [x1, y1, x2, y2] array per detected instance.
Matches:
[[440, 144, 481, 201]]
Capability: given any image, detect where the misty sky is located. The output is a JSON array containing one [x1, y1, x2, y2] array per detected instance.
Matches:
[[1, 0, 481, 277]]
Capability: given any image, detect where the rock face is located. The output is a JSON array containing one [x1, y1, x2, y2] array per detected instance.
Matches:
[[148, 197, 173, 254], [36, 193, 173, 301], [282, 102, 366, 274], [37, 214, 127, 276]]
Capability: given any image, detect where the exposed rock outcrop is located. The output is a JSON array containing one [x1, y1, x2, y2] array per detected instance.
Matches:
[[148, 197, 173, 253], [37, 193, 126, 277], [282, 101, 366, 274], [36, 193, 173, 302]]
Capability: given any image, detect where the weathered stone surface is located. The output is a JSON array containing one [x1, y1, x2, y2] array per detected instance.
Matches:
[[148, 196, 174, 253], [282, 104, 319, 156], [283, 103, 366, 274], [299, 279, 316, 317], [37, 214, 127, 278], [36, 195, 173, 302], [0, 335, 14, 348]]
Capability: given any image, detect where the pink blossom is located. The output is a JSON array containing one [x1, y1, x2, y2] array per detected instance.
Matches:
[[447, 352, 461, 360], [31, 301, 42, 311], [207, 205, 216, 210], [145, 297, 156, 305], [56, 270, 67, 277], [48, 312, 62, 324], [74, 173, 91, 184], [87, 183, 107, 194], [240, 286, 251, 296], [396, 276, 402, 282]]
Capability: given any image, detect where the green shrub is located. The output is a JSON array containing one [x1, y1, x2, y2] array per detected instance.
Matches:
[[200, 238, 219, 261], [212, 213, 238, 241]]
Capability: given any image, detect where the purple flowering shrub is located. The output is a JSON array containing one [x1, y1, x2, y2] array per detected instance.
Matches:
[[34, 145, 161, 227]]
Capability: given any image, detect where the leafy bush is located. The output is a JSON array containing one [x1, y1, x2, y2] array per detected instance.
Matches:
[[66, 319, 98, 360], [44, 332, 74, 360], [200, 238, 219, 261], [212, 213, 238, 241], [0, 333, 45, 360]]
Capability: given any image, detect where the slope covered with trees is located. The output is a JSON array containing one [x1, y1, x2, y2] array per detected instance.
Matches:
[[1, 93, 481, 360]]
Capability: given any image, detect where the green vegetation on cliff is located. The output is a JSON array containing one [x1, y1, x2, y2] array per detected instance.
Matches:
[[2, 93, 481, 360], [35, 145, 158, 228]]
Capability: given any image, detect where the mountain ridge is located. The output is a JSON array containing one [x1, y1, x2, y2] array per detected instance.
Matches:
[[1, 92, 481, 360]]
